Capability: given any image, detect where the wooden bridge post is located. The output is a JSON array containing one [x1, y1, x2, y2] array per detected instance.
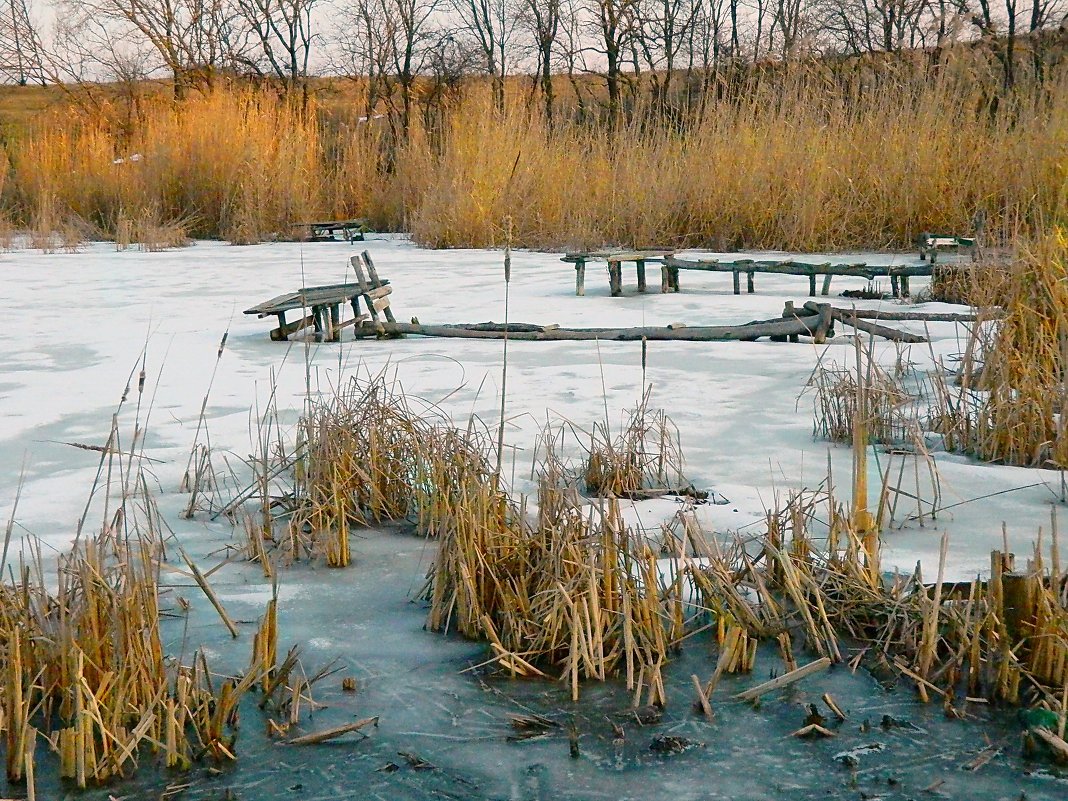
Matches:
[[900, 275, 910, 297], [608, 260, 623, 297], [636, 259, 647, 292], [669, 266, 680, 292], [808, 272, 817, 297], [328, 304, 341, 342], [275, 312, 288, 342], [747, 271, 755, 294], [732, 271, 740, 295], [890, 275, 900, 298], [821, 274, 833, 296], [575, 260, 586, 296], [661, 265, 670, 293]]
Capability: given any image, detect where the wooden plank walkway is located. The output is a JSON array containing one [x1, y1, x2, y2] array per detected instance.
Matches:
[[664, 255, 934, 298], [562, 249, 955, 298]]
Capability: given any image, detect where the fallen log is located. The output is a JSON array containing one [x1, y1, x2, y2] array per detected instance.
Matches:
[[354, 314, 829, 342], [832, 312, 928, 344], [802, 301, 997, 324]]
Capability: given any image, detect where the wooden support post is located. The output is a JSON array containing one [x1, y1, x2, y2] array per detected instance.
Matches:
[[821, 274, 833, 296], [312, 305, 326, 340], [773, 301, 796, 343], [747, 271, 755, 294], [890, 275, 900, 297], [636, 259, 647, 292], [275, 312, 288, 342], [900, 275, 910, 297], [575, 261, 586, 296], [808, 272, 817, 297], [732, 271, 740, 295], [362, 252, 396, 323], [661, 265, 671, 293], [669, 266, 680, 292], [813, 303, 832, 344], [609, 261, 623, 297], [328, 304, 341, 342]]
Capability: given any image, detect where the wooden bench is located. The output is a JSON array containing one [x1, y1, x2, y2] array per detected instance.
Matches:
[[561, 250, 675, 296], [297, 219, 370, 243], [244, 251, 395, 341]]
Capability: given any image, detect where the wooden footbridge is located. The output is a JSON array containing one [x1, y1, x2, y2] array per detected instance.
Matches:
[[562, 235, 975, 299]]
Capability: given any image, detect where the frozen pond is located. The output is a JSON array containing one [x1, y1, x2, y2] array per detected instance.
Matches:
[[1, 237, 1066, 798]]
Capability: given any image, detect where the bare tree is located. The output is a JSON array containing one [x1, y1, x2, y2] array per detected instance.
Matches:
[[235, 0, 319, 102], [584, 0, 641, 123], [518, 0, 563, 124], [451, 0, 515, 111], [61, 0, 247, 96], [637, 0, 701, 109]]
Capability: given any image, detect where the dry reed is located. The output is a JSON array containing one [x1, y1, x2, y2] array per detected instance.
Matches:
[[6, 56, 1068, 248]]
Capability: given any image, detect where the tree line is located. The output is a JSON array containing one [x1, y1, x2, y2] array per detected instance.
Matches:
[[26, 0, 1068, 125]]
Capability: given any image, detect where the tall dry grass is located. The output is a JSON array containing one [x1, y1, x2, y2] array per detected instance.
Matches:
[[7, 91, 332, 243], [5, 55, 1068, 248]]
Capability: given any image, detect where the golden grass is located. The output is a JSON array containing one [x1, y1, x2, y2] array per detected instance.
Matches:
[[5, 54, 1068, 248]]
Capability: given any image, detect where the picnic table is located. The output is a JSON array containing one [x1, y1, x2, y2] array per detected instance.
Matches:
[[297, 219, 370, 243]]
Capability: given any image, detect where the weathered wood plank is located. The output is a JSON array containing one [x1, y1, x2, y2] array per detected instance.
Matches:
[[352, 314, 830, 342]]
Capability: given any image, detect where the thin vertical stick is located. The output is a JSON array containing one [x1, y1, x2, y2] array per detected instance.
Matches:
[[496, 217, 512, 476]]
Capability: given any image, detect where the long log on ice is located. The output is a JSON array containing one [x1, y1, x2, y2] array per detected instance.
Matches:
[[353, 314, 830, 342], [801, 301, 996, 324]]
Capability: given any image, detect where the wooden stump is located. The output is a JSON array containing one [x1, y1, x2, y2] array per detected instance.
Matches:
[[575, 261, 586, 296]]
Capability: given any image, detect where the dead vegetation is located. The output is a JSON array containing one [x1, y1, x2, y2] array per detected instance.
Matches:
[[7, 60, 1068, 249], [197, 369, 1068, 743]]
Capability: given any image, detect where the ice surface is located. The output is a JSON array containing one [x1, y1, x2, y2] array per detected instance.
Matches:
[[1, 237, 1059, 578], [1, 237, 1065, 799]]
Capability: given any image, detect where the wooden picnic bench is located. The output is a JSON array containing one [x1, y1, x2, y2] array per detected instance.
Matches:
[[244, 251, 395, 341], [297, 219, 370, 243]]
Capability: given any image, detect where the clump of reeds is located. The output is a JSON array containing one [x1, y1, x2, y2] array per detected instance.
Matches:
[[224, 364, 1067, 725], [917, 230, 1068, 467], [809, 360, 916, 446], [579, 394, 686, 498], [115, 205, 193, 251]]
